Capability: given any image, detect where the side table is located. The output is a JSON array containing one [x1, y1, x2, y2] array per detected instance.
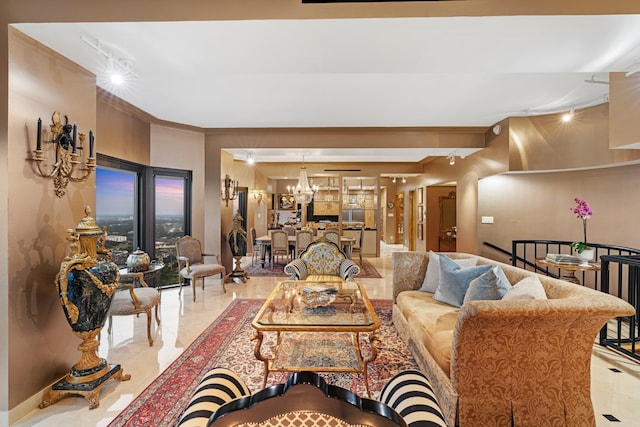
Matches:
[[118, 262, 165, 288], [535, 258, 600, 285]]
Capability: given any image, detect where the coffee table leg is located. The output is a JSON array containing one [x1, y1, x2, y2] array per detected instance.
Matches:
[[251, 331, 269, 387], [362, 331, 380, 398]]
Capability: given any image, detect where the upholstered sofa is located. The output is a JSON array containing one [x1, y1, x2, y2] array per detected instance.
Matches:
[[284, 238, 360, 282], [176, 368, 448, 427], [392, 251, 636, 427]]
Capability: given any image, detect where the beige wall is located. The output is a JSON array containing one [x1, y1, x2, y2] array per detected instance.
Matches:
[[150, 124, 206, 240], [97, 93, 150, 165], [609, 72, 640, 149], [478, 164, 640, 259], [7, 28, 97, 409]]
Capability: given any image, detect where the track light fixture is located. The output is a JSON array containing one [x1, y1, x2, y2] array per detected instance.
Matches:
[[246, 152, 255, 165], [392, 177, 396, 183], [82, 35, 138, 86], [448, 152, 457, 166], [562, 108, 575, 123]]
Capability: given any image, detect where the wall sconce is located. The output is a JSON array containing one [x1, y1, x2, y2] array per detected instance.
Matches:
[[29, 112, 96, 198], [221, 174, 238, 207], [253, 188, 264, 206]]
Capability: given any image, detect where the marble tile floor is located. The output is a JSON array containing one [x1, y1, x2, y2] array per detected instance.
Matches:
[[13, 246, 640, 426]]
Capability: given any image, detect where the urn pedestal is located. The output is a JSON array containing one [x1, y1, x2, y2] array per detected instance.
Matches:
[[40, 206, 130, 410], [228, 211, 248, 283]]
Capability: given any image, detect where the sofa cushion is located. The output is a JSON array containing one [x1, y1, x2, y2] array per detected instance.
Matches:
[[420, 251, 477, 293], [502, 275, 548, 300], [396, 290, 458, 376], [433, 255, 492, 307], [463, 265, 511, 303]]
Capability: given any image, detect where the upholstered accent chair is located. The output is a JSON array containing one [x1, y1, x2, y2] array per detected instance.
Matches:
[[294, 229, 314, 258], [107, 277, 161, 346], [176, 235, 226, 302], [176, 369, 447, 427], [284, 237, 360, 281]]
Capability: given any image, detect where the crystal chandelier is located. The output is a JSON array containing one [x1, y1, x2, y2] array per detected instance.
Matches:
[[291, 161, 318, 205]]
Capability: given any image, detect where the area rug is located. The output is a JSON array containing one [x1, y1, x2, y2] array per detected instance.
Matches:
[[108, 298, 416, 427], [244, 257, 383, 279]]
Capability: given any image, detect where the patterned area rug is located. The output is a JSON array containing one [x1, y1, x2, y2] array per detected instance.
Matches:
[[108, 299, 416, 427], [244, 257, 383, 279]]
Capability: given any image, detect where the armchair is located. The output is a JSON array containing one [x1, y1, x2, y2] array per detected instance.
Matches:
[[176, 235, 226, 302], [176, 369, 447, 427], [107, 277, 161, 346], [284, 237, 360, 281]]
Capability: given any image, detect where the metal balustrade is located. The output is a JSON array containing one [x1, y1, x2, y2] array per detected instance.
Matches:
[[506, 240, 640, 362]]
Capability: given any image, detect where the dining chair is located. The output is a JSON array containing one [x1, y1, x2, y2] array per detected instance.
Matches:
[[270, 230, 290, 267], [107, 276, 161, 346], [176, 235, 226, 302], [351, 226, 364, 265], [323, 230, 341, 247], [249, 227, 261, 265], [295, 229, 314, 258]]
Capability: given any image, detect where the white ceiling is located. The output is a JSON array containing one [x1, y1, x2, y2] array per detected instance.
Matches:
[[14, 14, 640, 163]]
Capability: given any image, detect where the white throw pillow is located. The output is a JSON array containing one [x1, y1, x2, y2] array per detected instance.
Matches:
[[420, 251, 477, 293], [502, 275, 548, 300]]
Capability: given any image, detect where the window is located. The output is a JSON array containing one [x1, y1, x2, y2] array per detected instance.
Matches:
[[96, 155, 192, 287]]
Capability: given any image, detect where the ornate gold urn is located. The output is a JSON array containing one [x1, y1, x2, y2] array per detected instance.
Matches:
[[40, 206, 130, 410]]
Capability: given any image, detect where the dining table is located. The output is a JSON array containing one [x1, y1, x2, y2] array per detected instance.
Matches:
[[256, 234, 356, 267]]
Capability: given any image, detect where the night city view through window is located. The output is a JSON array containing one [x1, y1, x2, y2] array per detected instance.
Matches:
[[96, 168, 185, 287]]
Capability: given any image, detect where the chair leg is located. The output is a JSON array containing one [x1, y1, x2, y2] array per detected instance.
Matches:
[[154, 303, 161, 326], [107, 315, 113, 334], [220, 272, 227, 293], [145, 308, 153, 346], [359, 251, 363, 265], [192, 278, 197, 302]]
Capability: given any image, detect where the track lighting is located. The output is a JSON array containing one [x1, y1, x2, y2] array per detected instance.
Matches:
[[447, 152, 457, 166], [82, 35, 137, 86], [392, 177, 396, 183], [562, 108, 575, 123], [246, 152, 255, 165], [402, 177, 406, 183]]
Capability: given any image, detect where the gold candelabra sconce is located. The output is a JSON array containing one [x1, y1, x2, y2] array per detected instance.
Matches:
[[253, 188, 264, 206], [30, 112, 96, 198], [222, 174, 238, 207]]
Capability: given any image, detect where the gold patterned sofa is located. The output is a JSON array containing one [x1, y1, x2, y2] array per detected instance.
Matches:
[[392, 251, 636, 427], [284, 237, 360, 282]]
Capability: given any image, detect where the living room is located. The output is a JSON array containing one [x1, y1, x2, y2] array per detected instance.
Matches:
[[3, 2, 640, 426]]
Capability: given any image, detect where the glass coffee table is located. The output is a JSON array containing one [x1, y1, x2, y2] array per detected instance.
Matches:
[[251, 280, 380, 396]]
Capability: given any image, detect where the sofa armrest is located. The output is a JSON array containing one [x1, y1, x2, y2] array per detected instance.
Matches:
[[450, 288, 635, 426], [284, 259, 307, 280], [392, 252, 429, 301], [339, 259, 361, 281]]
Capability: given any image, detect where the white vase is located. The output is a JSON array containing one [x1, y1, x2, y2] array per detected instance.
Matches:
[[576, 248, 595, 266]]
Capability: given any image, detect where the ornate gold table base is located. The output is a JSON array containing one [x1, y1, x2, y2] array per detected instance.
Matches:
[[40, 363, 130, 410], [251, 281, 380, 397]]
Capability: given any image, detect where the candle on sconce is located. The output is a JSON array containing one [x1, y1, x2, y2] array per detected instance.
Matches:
[[36, 118, 42, 151], [72, 123, 77, 153], [89, 130, 94, 158]]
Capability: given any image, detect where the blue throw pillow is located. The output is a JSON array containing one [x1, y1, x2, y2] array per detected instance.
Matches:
[[434, 254, 492, 307], [463, 265, 512, 303]]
